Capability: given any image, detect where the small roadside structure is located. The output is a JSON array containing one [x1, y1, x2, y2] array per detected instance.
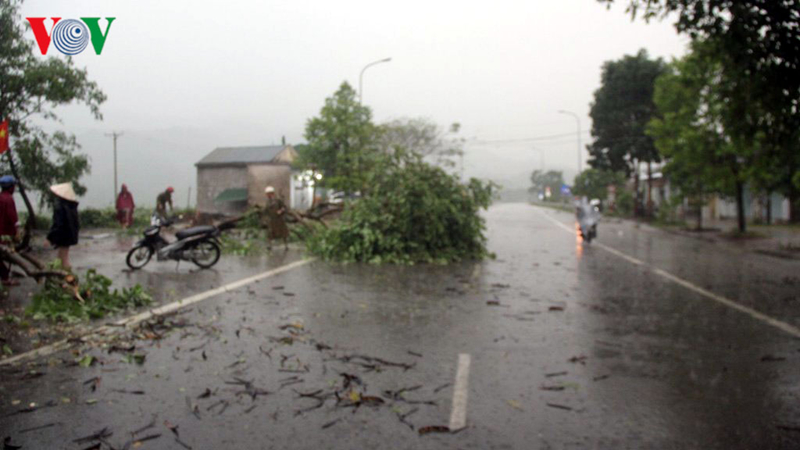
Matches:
[[195, 145, 300, 215]]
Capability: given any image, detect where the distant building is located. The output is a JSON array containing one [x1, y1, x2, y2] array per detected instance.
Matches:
[[195, 144, 309, 215]]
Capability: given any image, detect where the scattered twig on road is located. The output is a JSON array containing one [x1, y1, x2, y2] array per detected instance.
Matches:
[[433, 383, 452, 393], [383, 385, 422, 401], [321, 418, 341, 429], [546, 403, 573, 411], [593, 374, 611, 382], [545, 371, 568, 378], [19, 422, 59, 433], [225, 377, 270, 400], [418, 425, 450, 435], [337, 354, 416, 371], [397, 407, 419, 430], [185, 396, 201, 420], [111, 389, 145, 395], [73, 427, 113, 444], [568, 355, 587, 365]]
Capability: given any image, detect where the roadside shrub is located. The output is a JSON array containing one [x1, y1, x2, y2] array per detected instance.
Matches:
[[307, 151, 496, 264], [27, 268, 152, 322], [17, 212, 52, 231], [614, 190, 634, 216], [79, 208, 118, 228]]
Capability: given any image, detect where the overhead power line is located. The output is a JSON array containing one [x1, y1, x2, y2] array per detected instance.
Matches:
[[469, 130, 592, 145]]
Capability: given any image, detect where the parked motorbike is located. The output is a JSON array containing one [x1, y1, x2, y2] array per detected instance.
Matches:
[[126, 215, 222, 270]]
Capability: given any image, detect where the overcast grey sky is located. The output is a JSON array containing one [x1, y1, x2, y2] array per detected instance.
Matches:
[[21, 0, 687, 208]]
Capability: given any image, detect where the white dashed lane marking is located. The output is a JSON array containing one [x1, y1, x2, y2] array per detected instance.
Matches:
[[536, 209, 800, 339]]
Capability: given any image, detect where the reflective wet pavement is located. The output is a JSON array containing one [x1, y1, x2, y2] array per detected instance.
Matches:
[[1, 203, 798, 449]]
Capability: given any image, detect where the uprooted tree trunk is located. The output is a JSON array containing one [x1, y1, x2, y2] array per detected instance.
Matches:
[[1, 245, 84, 302], [219, 203, 343, 233], [1, 246, 70, 281], [5, 150, 36, 250]]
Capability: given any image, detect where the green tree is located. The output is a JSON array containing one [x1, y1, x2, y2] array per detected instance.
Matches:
[[307, 149, 495, 264], [301, 82, 377, 194], [598, 0, 800, 221], [648, 43, 750, 232], [0, 0, 106, 244], [587, 49, 667, 217], [572, 168, 626, 204], [529, 170, 565, 202]]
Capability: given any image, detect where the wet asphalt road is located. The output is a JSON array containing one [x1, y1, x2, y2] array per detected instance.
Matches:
[[1, 203, 799, 449]]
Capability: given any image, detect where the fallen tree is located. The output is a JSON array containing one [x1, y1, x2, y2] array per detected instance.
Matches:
[[306, 150, 496, 264]]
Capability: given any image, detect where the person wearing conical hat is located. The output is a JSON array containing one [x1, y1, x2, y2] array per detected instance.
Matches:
[[47, 182, 80, 270], [263, 186, 289, 250]]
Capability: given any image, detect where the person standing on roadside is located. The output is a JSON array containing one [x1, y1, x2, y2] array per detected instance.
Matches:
[[116, 183, 135, 228], [0, 175, 19, 286], [263, 186, 289, 250], [156, 186, 174, 218], [47, 183, 80, 270]]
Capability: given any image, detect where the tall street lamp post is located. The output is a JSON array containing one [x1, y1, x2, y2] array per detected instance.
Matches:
[[558, 110, 581, 174], [358, 57, 392, 103]]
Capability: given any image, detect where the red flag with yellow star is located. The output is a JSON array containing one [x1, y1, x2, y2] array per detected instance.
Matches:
[[0, 120, 8, 153]]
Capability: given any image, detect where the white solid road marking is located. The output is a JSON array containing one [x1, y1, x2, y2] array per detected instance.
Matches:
[[0, 258, 315, 366], [536, 209, 800, 339], [449, 353, 472, 431]]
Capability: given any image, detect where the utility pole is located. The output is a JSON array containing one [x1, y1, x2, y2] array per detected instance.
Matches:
[[105, 131, 123, 204]]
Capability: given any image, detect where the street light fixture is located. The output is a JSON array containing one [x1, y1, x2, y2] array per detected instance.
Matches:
[[359, 57, 392, 103], [557, 110, 582, 174]]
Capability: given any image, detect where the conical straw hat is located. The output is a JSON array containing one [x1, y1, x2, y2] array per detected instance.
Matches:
[[50, 182, 77, 202]]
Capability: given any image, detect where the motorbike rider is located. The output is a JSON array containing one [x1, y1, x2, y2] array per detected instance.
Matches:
[[576, 196, 600, 242]]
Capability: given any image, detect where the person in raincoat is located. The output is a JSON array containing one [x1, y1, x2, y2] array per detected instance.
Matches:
[[263, 186, 289, 250], [0, 175, 19, 286], [116, 184, 135, 228], [47, 183, 80, 270], [575, 196, 599, 242]]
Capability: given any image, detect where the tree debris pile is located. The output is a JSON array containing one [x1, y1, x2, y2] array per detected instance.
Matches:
[[307, 151, 496, 264], [27, 269, 152, 322]]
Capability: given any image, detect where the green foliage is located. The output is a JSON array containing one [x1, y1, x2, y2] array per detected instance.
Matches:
[[572, 169, 626, 202], [300, 82, 378, 193], [600, 0, 800, 219], [648, 41, 749, 230], [307, 151, 496, 264], [79, 208, 118, 228], [27, 269, 152, 323], [529, 170, 565, 201], [219, 231, 265, 256], [614, 189, 635, 216], [587, 49, 666, 174], [0, 0, 106, 210]]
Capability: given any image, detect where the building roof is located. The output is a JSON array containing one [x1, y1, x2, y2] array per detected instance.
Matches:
[[196, 145, 296, 167]]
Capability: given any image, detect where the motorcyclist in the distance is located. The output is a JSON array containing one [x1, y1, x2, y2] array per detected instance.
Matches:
[[576, 197, 600, 243]]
